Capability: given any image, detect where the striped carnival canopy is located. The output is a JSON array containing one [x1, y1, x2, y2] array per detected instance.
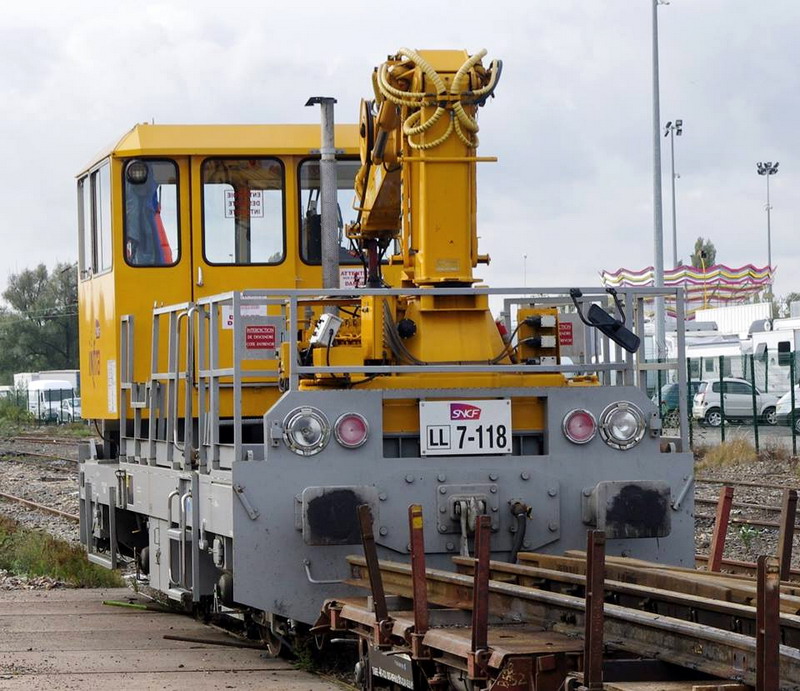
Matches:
[[600, 264, 773, 318]]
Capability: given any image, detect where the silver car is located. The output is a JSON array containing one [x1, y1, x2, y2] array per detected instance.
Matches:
[[692, 378, 779, 427]]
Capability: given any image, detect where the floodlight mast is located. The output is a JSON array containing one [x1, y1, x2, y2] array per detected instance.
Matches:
[[664, 119, 683, 268], [756, 160, 779, 300]]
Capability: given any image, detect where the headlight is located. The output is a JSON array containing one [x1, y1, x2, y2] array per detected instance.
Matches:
[[283, 407, 330, 456], [562, 409, 597, 444], [334, 412, 369, 448], [599, 402, 646, 450], [125, 160, 149, 184]]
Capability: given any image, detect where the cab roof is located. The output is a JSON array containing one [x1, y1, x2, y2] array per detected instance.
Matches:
[[78, 123, 360, 175]]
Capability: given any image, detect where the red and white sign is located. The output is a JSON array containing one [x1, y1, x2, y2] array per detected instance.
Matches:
[[245, 324, 276, 350], [558, 321, 573, 346], [339, 267, 363, 289]]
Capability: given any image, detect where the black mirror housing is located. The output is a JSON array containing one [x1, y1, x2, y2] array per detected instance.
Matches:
[[587, 304, 641, 354]]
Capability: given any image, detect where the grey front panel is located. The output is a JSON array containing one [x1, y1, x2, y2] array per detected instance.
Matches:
[[233, 387, 694, 624]]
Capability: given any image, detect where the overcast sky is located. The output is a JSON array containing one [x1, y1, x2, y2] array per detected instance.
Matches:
[[1, 1, 797, 300]]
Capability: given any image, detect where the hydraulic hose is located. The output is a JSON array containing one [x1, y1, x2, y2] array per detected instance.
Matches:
[[509, 502, 530, 564]]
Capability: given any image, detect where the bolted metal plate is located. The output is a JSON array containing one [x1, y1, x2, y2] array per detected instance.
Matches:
[[301, 485, 379, 545], [582, 481, 671, 539]]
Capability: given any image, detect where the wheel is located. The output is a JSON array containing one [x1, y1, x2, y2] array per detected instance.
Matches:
[[705, 408, 722, 427], [793, 412, 800, 435], [762, 407, 777, 426]]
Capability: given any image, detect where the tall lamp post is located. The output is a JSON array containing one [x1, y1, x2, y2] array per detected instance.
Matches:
[[756, 161, 779, 299], [664, 119, 683, 268], [652, 0, 668, 361]]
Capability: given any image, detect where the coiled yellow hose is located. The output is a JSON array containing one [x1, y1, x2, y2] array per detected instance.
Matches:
[[376, 47, 498, 151]]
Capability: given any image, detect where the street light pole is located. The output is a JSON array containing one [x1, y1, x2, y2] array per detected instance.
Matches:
[[652, 0, 667, 360], [756, 161, 779, 299], [664, 119, 683, 268]]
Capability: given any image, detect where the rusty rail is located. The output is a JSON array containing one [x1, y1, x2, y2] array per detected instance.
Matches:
[[344, 556, 800, 685], [0, 491, 80, 522]]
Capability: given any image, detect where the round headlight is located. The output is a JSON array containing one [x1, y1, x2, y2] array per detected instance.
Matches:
[[334, 412, 369, 448], [125, 160, 149, 184], [599, 402, 646, 450], [562, 409, 597, 444], [283, 407, 330, 456]]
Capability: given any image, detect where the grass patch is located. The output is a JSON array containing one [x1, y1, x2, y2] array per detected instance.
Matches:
[[0, 515, 123, 587], [696, 436, 757, 470]]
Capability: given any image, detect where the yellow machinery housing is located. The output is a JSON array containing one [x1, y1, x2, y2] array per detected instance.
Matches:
[[76, 123, 390, 426]]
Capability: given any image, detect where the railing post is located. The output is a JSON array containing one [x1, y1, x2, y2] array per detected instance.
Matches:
[[708, 486, 734, 572], [583, 530, 606, 690], [756, 555, 779, 691], [408, 504, 429, 659], [777, 488, 798, 581]]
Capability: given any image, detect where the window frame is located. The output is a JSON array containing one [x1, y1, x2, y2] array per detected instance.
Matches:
[[92, 162, 113, 275], [297, 155, 364, 267], [77, 175, 91, 281], [200, 156, 287, 267], [122, 157, 182, 269]]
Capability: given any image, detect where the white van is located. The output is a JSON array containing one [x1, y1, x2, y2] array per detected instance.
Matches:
[[27, 379, 75, 421]]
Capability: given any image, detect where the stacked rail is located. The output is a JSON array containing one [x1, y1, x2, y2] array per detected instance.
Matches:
[[316, 505, 800, 690]]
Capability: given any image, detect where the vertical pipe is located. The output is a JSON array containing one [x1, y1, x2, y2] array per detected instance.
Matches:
[[687, 356, 693, 450], [777, 489, 798, 581], [719, 356, 725, 443], [670, 127, 678, 268], [652, 0, 666, 362], [750, 354, 760, 453], [791, 352, 797, 456], [708, 486, 734, 572], [306, 97, 339, 292]]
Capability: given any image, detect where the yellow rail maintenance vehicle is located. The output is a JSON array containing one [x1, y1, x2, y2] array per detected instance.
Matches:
[[78, 48, 694, 659]]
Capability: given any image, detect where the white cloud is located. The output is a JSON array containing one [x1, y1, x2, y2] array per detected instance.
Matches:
[[0, 0, 798, 300]]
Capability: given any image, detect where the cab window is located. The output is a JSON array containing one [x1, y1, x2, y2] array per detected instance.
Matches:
[[123, 159, 180, 267], [78, 177, 91, 279], [298, 158, 361, 265], [202, 158, 284, 264]]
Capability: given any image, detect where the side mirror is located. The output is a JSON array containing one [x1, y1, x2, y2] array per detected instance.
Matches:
[[570, 288, 641, 354]]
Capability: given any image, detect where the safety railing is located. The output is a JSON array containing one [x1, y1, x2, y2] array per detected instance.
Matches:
[[117, 285, 688, 469]]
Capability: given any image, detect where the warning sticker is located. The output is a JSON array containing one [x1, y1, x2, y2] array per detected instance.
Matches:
[[558, 321, 573, 346], [245, 324, 276, 350]]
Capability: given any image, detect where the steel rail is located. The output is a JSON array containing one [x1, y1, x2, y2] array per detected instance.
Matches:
[[696, 512, 800, 530], [697, 477, 799, 492], [345, 556, 800, 686], [0, 491, 80, 522], [451, 556, 800, 648]]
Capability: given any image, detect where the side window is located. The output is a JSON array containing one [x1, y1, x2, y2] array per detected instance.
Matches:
[[91, 163, 112, 273], [711, 382, 721, 393], [298, 159, 361, 265], [78, 176, 91, 279], [202, 158, 284, 264], [727, 382, 751, 395], [124, 160, 180, 266]]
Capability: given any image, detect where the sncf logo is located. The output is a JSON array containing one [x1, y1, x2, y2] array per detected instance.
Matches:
[[450, 403, 482, 420]]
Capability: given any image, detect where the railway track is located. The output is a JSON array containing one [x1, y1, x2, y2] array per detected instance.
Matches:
[[0, 490, 79, 522], [317, 506, 800, 689]]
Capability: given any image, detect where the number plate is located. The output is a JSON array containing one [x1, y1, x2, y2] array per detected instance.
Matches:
[[419, 399, 512, 456]]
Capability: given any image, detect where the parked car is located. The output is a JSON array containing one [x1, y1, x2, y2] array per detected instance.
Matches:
[[651, 382, 702, 427], [776, 387, 800, 433], [692, 378, 779, 427], [59, 398, 82, 423]]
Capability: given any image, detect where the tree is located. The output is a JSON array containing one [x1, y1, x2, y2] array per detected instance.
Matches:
[[0, 263, 78, 383], [690, 237, 717, 269]]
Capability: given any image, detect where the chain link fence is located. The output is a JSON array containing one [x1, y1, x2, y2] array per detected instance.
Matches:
[[653, 352, 798, 454], [0, 388, 80, 426]]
